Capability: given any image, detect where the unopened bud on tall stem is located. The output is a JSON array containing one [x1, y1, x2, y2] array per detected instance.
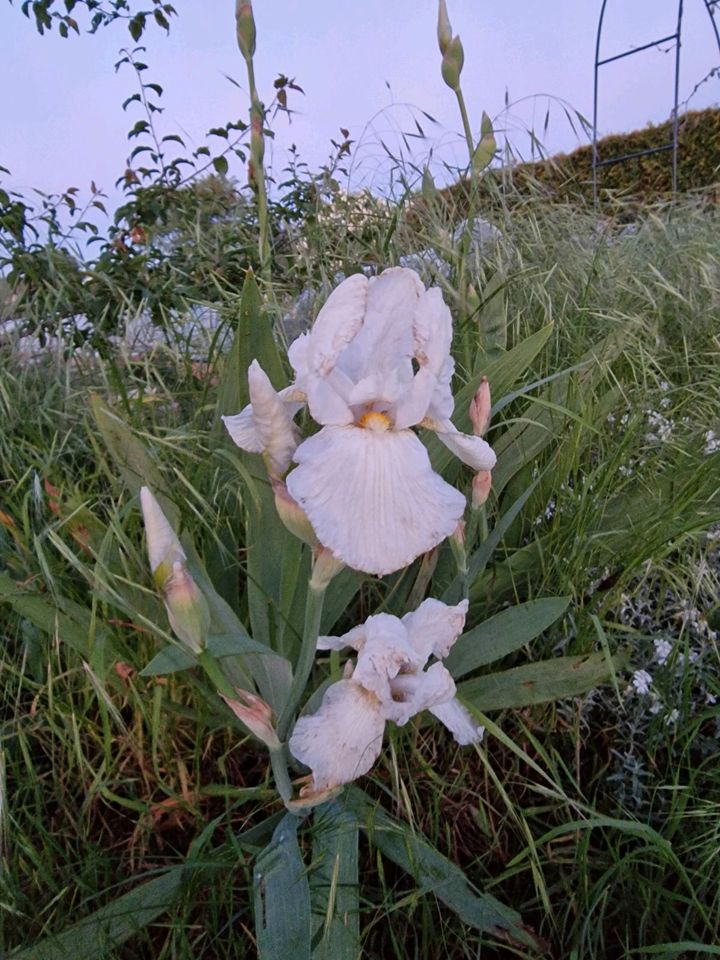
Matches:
[[140, 486, 209, 654], [437, 0, 452, 55], [441, 35, 464, 92], [469, 377, 491, 437], [235, 0, 256, 60]]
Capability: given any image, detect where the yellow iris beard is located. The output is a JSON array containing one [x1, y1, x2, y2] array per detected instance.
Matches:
[[358, 411, 392, 432]]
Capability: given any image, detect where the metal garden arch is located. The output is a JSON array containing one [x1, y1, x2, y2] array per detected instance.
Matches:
[[592, 0, 720, 202]]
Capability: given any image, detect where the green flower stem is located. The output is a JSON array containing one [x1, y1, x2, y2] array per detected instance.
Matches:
[[200, 649, 292, 801], [456, 87, 476, 166], [244, 58, 271, 284], [198, 649, 237, 700], [269, 746, 293, 803], [277, 582, 326, 742], [453, 84, 479, 350]]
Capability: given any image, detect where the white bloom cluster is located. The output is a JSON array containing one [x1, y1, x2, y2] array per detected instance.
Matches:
[[221, 269, 495, 795], [631, 669, 653, 695]]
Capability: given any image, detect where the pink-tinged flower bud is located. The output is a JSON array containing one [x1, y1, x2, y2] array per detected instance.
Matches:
[[437, 0, 453, 55], [469, 377, 491, 437], [235, 0, 256, 60], [451, 520, 465, 549], [449, 520, 467, 574], [272, 479, 318, 548], [441, 35, 464, 92], [223, 690, 280, 750], [165, 561, 210, 654], [310, 546, 345, 591], [472, 470, 492, 509]]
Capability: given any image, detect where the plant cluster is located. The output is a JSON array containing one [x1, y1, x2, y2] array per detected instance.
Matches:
[[1, 1, 719, 958]]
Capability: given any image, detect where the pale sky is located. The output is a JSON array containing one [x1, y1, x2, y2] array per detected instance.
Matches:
[[1, 0, 719, 216]]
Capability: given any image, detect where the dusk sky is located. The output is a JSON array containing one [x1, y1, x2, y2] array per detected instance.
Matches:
[[1, 0, 719, 216]]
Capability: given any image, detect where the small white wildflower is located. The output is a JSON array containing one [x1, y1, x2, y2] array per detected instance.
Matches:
[[653, 638, 673, 666], [645, 410, 673, 444], [631, 669, 653, 695], [665, 708, 679, 726], [649, 695, 663, 715], [704, 430, 720, 455], [659, 380, 670, 392], [706, 693, 717, 705]]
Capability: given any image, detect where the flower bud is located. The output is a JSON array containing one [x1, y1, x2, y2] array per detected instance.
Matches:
[[310, 546, 345, 591], [223, 690, 280, 750], [140, 486, 209, 653], [422, 166, 437, 203], [472, 469, 492, 509], [235, 0, 256, 60], [469, 377, 491, 437], [165, 561, 210, 654], [437, 0, 453, 55], [441, 35, 464, 92], [448, 520, 467, 575], [272, 479, 318, 548], [140, 486, 185, 588]]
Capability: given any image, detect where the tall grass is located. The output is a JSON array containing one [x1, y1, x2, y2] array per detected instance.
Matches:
[[1, 185, 719, 957]]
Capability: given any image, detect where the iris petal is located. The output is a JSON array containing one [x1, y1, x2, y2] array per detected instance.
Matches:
[[286, 425, 466, 575], [288, 680, 385, 791]]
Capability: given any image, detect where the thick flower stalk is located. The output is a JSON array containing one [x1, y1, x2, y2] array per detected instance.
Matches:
[[223, 267, 496, 576], [288, 598, 482, 797]]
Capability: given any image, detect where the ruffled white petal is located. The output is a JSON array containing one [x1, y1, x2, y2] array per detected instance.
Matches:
[[317, 623, 367, 652], [351, 614, 418, 702], [427, 355, 456, 421], [222, 404, 264, 454], [287, 332, 310, 380], [308, 273, 368, 377], [424, 418, 497, 471], [222, 362, 303, 475], [140, 486, 185, 574], [384, 661, 457, 726], [337, 269, 421, 383], [412, 286, 453, 377], [393, 367, 437, 430], [286, 425, 466, 575], [429, 697, 485, 746], [401, 598, 468, 662], [305, 373, 354, 426], [248, 360, 299, 476], [288, 680, 385, 790]]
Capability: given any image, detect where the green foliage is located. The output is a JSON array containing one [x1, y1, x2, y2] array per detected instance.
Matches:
[[1, 10, 719, 949]]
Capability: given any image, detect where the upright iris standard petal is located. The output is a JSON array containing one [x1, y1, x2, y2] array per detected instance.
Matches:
[[401, 597, 469, 661], [286, 424, 466, 576]]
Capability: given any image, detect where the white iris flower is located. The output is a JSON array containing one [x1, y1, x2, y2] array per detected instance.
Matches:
[[223, 267, 496, 575], [288, 598, 483, 794]]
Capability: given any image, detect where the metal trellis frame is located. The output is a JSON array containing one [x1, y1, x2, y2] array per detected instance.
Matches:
[[592, 0, 720, 204]]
